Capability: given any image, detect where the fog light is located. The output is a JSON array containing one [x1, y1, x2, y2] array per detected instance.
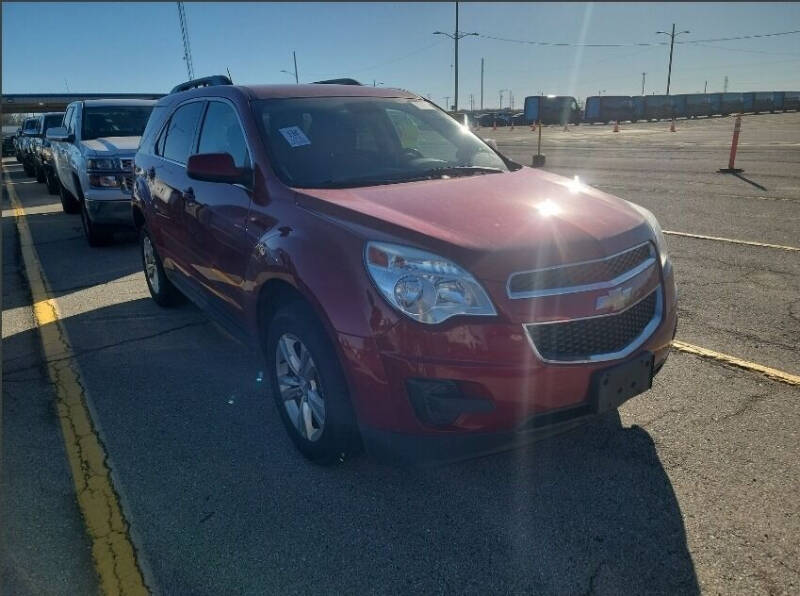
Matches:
[[406, 378, 494, 427]]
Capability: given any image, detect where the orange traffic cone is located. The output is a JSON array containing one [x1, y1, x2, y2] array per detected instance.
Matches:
[[613, 120, 620, 132], [669, 118, 676, 132]]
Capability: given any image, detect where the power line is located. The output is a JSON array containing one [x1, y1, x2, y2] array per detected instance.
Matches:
[[476, 29, 800, 48]]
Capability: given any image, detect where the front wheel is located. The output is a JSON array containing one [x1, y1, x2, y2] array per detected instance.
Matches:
[[80, 199, 111, 247], [46, 169, 60, 195], [266, 302, 360, 465], [140, 227, 182, 307], [58, 179, 80, 212], [35, 166, 46, 183]]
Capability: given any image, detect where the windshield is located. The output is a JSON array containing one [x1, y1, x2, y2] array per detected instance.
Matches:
[[81, 106, 154, 140], [253, 97, 508, 188]]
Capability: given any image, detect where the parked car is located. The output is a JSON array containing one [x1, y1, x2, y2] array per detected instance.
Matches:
[[644, 95, 673, 120], [13, 126, 24, 161], [751, 91, 774, 113], [47, 99, 155, 245], [2, 133, 15, 157], [523, 96, 581, 125], [18, 118, 41, 174], [511, 112, 527, 126], [132, 76, 677, 465], [583, 96, 635, 123], [778, 91, 800, 111], [30, 112, 65, 189]]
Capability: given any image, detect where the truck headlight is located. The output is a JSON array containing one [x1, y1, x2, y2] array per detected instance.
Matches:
[[629, 203, 669, 267], [365, 242, 497, 324], [87, 158, 118, 170]]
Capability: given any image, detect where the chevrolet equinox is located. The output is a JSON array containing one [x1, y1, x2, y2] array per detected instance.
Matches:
[[132, 76, 677, 464]]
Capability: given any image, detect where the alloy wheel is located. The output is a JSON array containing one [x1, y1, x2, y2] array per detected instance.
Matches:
[[275, 333, 326, 442], [142, 234, 160, 294]]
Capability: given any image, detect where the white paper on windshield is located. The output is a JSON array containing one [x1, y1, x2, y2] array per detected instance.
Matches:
[[278, 126, 311, 147]]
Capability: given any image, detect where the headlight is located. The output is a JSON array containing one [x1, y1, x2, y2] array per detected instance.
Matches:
[[365, 242, 497, 324], [87, 158, 118, 170], [628, 203, 669, 267]]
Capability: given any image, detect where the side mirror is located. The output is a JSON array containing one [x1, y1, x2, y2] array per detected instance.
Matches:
[[47, 127, 73, 143], [187, 153, 250, 185]]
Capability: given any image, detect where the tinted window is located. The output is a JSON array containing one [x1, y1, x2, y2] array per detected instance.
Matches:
[[162, 102, 204, 164], [82, 106, 154, 140], [44, 114, 64, 130], [197, 102, 249, 167]]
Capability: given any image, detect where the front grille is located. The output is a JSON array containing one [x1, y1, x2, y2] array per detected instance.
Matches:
[[120, 159, 134, 194], [526, 290, 658, 362], [508, 243, 653, 297]]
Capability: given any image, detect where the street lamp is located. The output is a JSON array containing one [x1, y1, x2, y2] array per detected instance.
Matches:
[[280, 50, 299, 84], [433, 1, 478, 111], [656, 24, 689, 95]]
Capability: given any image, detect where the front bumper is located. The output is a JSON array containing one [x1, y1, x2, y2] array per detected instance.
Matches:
[[337, 271, 678, 463], [84, 196, 134, 226]]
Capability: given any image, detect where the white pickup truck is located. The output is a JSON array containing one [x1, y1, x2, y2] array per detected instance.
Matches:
[[48, 99, 155, 246]]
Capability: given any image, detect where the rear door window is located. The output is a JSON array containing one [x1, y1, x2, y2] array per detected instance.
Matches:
[[161, 101, 205, 164], [196, 101, 249, 167]]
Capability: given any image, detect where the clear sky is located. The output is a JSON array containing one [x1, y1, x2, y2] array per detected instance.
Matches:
[[3, 2, 800, 109]]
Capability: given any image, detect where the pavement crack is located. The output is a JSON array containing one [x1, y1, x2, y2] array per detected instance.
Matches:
[[715, 392, 771, 422]]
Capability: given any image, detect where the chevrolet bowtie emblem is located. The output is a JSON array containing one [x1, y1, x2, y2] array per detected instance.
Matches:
[[596, 286, 633, 312]]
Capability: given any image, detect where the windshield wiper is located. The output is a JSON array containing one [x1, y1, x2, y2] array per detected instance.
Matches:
[[418, 166, 505, 178]]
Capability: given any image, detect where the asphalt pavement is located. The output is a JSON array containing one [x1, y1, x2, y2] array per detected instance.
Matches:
[[2, 111, 799, 595]]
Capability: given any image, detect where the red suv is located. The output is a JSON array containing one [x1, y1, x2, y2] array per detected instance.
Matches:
[[133, 76, 677, 464]]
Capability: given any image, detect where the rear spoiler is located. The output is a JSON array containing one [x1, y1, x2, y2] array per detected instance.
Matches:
[[311, 78, 362, 86], [170, 75, 233, 94]]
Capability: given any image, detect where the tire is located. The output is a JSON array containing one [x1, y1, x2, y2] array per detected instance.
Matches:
[[23, 161, 34, 177], [266, 301, 360, 465], [80, 198, 111, 247], [46, 170, 60, 195], [58, 179, 81, 213], [35, 166, 46, 184], [140, 226, 182, 307]]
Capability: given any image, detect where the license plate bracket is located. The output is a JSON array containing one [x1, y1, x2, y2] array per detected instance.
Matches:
[[593, 352, 654, 413]]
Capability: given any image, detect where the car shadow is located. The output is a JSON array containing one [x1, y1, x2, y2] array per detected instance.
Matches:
[[3, 292, 700, 595]]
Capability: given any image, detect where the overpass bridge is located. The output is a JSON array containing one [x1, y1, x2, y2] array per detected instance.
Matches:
[[2, 93, 165, 114]]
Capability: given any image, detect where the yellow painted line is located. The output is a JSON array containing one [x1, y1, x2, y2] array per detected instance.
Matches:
[[664, 230, 800, 252], [672, 340, 800, 386], [3, 167, 149, 595]]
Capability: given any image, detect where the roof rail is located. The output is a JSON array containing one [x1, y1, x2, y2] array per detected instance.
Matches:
[[311, 78, 362, 86], [170, 75, 233, 94]]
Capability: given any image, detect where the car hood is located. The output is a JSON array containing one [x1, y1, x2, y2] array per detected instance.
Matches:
[[295, 167, 653, 282], [81, 136, 141, 155]]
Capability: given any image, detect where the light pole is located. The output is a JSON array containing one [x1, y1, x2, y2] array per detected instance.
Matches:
[[433, 1, 478, 111], [480, 57, 484, 111], [499, 89, 508, 110], [280, 50, 299, 83], [642, 72, 646, 95], [656, 24, 689, 95]]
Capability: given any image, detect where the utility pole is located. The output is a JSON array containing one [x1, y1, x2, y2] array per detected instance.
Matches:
[[176, 2, 195, 80], [656, 23, 690, 95], [444, 97, 450, 110], [470, 93, 474, 112], [509, 90, 514, 111], [480, 58, 484, 110], [704, 80, 707, 94], [433, 2, 478, 112], [641, 72, 646, 95], [724, 75, 729, 93]]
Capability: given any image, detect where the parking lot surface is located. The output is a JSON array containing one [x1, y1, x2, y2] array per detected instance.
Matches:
[[3, 112, 799, 595]]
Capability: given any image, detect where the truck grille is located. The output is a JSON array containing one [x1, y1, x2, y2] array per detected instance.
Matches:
[[120, 159, 134, 194], [525, 290, 659, 362], [508, 242, 654, 298]]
